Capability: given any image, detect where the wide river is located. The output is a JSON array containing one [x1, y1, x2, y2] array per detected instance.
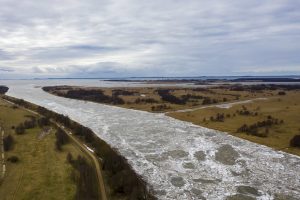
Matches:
[[2, 80, 300, 200]]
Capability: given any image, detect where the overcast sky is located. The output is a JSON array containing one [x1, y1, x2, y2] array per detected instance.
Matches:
[[0, 0, 300, 78]]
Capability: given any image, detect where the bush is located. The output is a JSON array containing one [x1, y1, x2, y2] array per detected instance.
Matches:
[[15, 124, 25, 135], [7, 156, 19, 163], [38, 117, 50, 127], [112, 89, 135, 96], [135, 98, 158, 104], [11, 105, 18, 109], [23, 119, 36, 129], [202, 97, 212, 105], [215, 113, 225, 122], [151, 104, 170, 111], [3, 135, 14, 151], [66, 152, 73, 163], [290, 135, 300, 147], [55, 128, 69, 151], [278, 91, 286, 95]]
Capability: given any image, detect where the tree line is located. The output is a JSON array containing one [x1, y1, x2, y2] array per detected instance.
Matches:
[[67, 154, 99, 200], [237, 116, 284, 137], [43, 87, 125, 105], [13, 115, 50, 135], [135, 98, 159, 104], [0, 86, 9, 94], [157, 89, 186, 105], [228, 84, 300, 92]]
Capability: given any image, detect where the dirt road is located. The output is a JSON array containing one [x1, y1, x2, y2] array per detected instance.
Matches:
[[170, 97, 268, 113]]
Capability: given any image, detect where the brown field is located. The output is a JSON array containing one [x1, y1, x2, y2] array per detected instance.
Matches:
[[46, 85, 276, 112], [168, 91, 300, 156]]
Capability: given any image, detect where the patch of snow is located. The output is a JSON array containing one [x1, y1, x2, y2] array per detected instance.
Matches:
[[84, 144, 94, 153]]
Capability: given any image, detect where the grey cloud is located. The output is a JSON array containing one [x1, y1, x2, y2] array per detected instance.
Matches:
[[25, 45, 121, 62], [0, 0, 299, 78], [0, 67, 14, 72], [0, 49, 14, 60]]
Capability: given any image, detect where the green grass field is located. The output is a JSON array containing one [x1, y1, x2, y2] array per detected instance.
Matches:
[[0, 98, 85, 200]]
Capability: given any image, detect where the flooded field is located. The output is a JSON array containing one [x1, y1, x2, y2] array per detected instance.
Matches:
[[2, 80, 300, 200]]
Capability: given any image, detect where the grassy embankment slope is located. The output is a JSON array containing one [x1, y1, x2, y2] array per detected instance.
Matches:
[[0, 97, 86, 200], [168, 91, 300, 156]]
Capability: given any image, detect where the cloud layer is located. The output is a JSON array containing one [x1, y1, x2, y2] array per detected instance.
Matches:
[[0, 0, 300, 78]]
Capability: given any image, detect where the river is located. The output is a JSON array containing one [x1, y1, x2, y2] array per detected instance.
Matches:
[[2, 80, 300, 200]]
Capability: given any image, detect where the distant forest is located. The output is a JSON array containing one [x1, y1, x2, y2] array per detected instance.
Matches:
[[0, 86, 9, 94]]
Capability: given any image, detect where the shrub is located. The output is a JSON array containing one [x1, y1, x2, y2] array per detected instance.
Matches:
[[23, 119, 36, 129], [55, 128, 69, 151], [151, 104, 170, 111], [290, 135, 300, 147], [66, 152, 73, 163], [112, 89, 135, 96], [135, 98, 158, 104], [3, 135, 14, 151], [15, 124, 25, 135], [38, 117, 50, 127], [7, 156, 19, 163], [202, 97, 212, 105], [278, 91, 286, 95], [12, 105, 18, 109], [215, 113, 225, 122]]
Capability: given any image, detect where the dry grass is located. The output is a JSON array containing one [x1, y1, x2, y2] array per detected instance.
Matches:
[[168, 91, 300, 156], [97, 87, 274, 112]]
